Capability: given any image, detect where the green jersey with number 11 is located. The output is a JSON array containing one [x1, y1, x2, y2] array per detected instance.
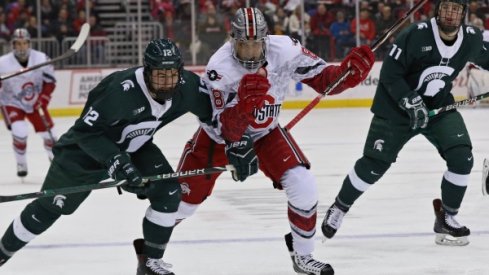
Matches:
[[372, 18, 489, 122]]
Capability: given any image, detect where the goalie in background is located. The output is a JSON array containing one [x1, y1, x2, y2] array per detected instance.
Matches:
[[466, 17, 489, 107], [0, 28, 57, 178], [321, 0, 488, 247]]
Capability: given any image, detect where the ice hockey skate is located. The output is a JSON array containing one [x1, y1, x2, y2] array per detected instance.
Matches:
[[482, 158, 488, 196], [321, 203, 346, 239], [433, 199, 470, 246], [284, 233, 334, 275], [16, 163, 27, 178], [133, 239, 174, 275]]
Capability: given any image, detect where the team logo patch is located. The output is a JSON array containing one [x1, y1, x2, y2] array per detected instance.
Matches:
[[53, 195, 67, 209], [373, 139, 384, 152], [421, 46, 432, 52], [207, 70, 222, 81], [121, 80, 135, 91]]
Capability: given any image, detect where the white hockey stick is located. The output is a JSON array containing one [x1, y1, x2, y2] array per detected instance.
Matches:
[[0, 23, 90, 81], [483, 158, 488, 196]]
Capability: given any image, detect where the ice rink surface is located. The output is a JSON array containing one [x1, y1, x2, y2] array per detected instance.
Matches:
[[0, 108, 488, 275]]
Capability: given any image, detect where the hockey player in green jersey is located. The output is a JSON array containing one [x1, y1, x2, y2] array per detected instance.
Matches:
[[321, 0, 486, 246], [0, 38, 214, 274]]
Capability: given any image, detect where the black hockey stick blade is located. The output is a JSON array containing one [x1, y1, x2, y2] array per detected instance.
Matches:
[[0, 165, 235, 203], [0, 23, 90, 81], [428, 91, 489, 117]]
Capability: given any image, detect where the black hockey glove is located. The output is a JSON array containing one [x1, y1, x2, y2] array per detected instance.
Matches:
[[106, 152, 145, 194], [399, 91, 429, 130], [225, 134, 259, 182]]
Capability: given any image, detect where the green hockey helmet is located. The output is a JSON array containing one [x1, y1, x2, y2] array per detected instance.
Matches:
[[435, 0, 468, 34], [143, 38, 184, 102]]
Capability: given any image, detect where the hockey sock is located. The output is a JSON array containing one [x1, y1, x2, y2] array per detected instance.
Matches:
[[142, 207, 176, 259], [441, 176, 467, 215], [337, 174, 364, 207], [0, 200, 60, 258]]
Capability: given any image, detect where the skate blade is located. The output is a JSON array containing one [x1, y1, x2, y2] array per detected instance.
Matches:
[[435, 233, 469, 246]]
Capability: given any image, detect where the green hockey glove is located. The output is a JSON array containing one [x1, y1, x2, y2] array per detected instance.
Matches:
[[106, 152, 145, 194], [399, 91, 429, 130]]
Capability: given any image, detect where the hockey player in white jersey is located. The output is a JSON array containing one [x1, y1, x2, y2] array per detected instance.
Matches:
[[0, 28, 57, 178], [174, 7, 374, 275]]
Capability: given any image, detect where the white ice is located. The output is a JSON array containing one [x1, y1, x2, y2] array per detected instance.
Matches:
[[0, 108, 488, 275]]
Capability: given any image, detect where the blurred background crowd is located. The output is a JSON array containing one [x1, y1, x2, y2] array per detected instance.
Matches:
[[1, 0, 489, 67]]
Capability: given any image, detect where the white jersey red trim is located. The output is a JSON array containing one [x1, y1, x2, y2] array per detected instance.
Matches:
[[202, 35, 331, 143], [0, 49, 56, 113]]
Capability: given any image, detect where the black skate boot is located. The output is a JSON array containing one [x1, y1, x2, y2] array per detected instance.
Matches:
[[284, 233, 334, 275], [17, 163, 27, 178], [321, 203, 347, 239], [133, 239, 174, 275], [433, 199, 470, 246]]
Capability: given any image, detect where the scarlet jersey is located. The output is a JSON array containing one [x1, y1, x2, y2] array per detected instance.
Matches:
[[202, 35, 330, 143], [0, 49, 56, 113]]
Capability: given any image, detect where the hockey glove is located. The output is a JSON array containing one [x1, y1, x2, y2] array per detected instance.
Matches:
[[328, 45, 375, 95], [106, 152, 145, 194], [35, 92, 51, 110], [237, 73, 270, 116], [399, 91, 429, 130], [225, 134, 259, 182]]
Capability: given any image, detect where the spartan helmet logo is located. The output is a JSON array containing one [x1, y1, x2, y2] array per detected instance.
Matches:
[[373, 139, 385, 152], [121, 80, 135, 91], [52, 195, 67, 209]]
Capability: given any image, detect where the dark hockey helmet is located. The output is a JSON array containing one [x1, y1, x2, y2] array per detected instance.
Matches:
[[11, 28, 31, 61], [435, 0, 468, 34], [231, 7, 268, 71], [143, 38, 184, 102]]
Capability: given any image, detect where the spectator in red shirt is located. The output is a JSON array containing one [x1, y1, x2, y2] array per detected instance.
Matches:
[[351, 9, 376, 46], [309, 3, 335, 60]]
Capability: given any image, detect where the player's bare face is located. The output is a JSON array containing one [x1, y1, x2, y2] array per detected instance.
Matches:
[[438, 2, 464, 35], [13, 40, 30, 61], [151, 68, 179, 92], [235, 39, 264, 62]]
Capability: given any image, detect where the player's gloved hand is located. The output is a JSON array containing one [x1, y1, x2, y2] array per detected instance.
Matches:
[[35, 92, 51, 109], [329, 45, 375, 95], [225, 134, 259, 182], [237, 72, 270, 117], [399, 91, 429, 130], [106, 152, 145, 194]]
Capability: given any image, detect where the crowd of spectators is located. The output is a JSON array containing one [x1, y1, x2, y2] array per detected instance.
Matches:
[[2, 0, 489, 64], [150, 0, 489, 62], [0, 0, 106, 42]]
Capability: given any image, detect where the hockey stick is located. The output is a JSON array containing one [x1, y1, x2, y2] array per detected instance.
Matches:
[[0, 23, 90, 81], [284, 0, 428, 131], [428, 91, 489, 116], [38, 107, 57, 144], [0, 165, 235, 203]]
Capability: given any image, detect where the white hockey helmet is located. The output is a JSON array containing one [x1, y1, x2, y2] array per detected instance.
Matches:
[[11, 28, 31, 61], [231, 7, 268, 70]]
